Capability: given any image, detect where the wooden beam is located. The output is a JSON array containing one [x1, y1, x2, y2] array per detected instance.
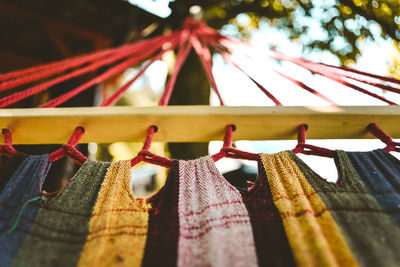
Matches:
[[0, 106, 400, 144]]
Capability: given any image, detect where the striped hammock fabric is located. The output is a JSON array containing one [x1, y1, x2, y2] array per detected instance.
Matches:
[[1, 149, 400, 267]]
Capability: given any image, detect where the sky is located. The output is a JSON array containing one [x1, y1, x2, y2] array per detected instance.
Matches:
[[121, 3, 400, 182]]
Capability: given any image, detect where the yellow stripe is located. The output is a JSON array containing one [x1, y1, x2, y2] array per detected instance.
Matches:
[[78, 160, 150, 267], [260, 152, 358, 267]]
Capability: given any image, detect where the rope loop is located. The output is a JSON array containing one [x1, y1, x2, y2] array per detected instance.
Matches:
[[48, 126, 87, 163], [142, 125, 158, 151], [61, 144, 87, 165], [292, 124, 334, 158], [292, 124, 307, 153], [130, 125, 172, 167], [0, 128, 17, 157], [223, 124, 235, 148], [212, 124, 257, 162], [367, 123, 400, 152]]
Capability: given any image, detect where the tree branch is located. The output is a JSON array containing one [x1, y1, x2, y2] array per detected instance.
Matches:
[[339, 0, 398, 40]]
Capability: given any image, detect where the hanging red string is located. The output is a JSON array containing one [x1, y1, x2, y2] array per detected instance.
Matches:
[[0, 50, 117, 91], [272, 69, 337, 105], [308, 60, 400, 86], [100, 51, 164, 106], [298, 59, 400, 94], [61, 144, 87, 165], [367, 123, 400, 152], [41, 35, 180, 108], [0, 129, 17, 157], [278, 56, 398, 104], [130, 125, 173, 168], [217, 50, 282, 105], [159, 32, 192, 106], [48, 127, 87, 164], [272, 53, 398, 104], [223, 38, 400, 87], [0, 31, 181, 83], [0, 33, 180, 108], [190, 35, 224, 105], [221, 37, 399, 105], [292, 124, 335, 158], [211, 124, 258, 162], [0, 33, 180, 93], [0, 49, 116, 83], [216, 41, 335, 105], [0, 127, 87, 164]]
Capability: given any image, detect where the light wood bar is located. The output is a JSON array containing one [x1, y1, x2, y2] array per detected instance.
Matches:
[[0, 105, 399, 144]]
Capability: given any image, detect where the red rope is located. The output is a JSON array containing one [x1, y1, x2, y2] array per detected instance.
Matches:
[[40, 39, 179, 108], [298, 60, 400, 95], [40, 56, 146, 107], [130, 126, 173, 167], [190, 35, 224, 105], [100, 51, 165, 106], [0, 31, 181, 83], [222, 39, 400, 87], [0, 52, 139, 107], [159, 32, 192, 106], [270, 54, 398, 105], [292, 124, 335, 158], [221, 38, 399, 105], [217, 38, 335, 105], [0, 50, 116, 91], [0, 49, 116, 83], [48, 127, 87, 163], [272, 69, 337, 105], [211, 124, 258, 162], [0, 34, 180, 108], [367, 123, 400, 152], [292, 124, 307, 153], [61, 144, 88, 165], [312, 61, 400, 86], [217, 50, 282, 105], [320, 72, 397, 105], [0, 44, 145, 93], [0, 129, 17, 157], [266, 51, 398, 104]]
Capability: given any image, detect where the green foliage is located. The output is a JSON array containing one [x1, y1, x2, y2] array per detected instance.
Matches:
[[163, 0, 400, 65]]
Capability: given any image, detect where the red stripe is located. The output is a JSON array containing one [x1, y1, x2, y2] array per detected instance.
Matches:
[[178, 200, 243, 216], [180, 213, 250, 231], [179, 219, 251, 239], [86, 230, 148, 242], [279, 206, 400, 219], [91, 208, 150, 217]]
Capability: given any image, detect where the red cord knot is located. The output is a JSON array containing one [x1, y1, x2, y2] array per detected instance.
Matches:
[[61, 144, 87, 165], [183, 18, 207, 32], [48, 126, 87, 163], [131, 125, 172, 168], [366, 123, 400, 152], [292, 124, 334, 158], [0, 128, 17, 157], [222, 124, 235, 148]]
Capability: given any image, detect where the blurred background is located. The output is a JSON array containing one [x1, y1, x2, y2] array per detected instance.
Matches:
[[1, 0, 400, 195]]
